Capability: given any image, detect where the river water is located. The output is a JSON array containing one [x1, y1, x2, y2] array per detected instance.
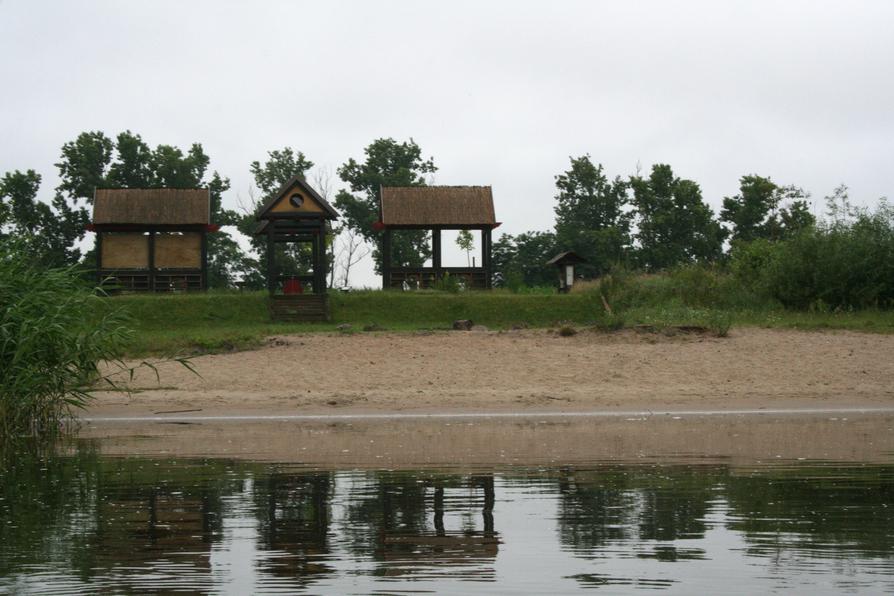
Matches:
[[1, 443, 893, 594]]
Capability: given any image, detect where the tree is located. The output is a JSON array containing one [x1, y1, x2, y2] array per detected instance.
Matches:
[[50, 130, 248, 284], [331, 227, 371, 288], [721, 175, 815, 243], [456, 229, 475, 266], [236, 147, 317, 288], [492, 231, 558, 288], [630, 164, 725, 270], [334, 138, 437, 274], [553, 155, 631, 275], [0, 170, 88, 267]]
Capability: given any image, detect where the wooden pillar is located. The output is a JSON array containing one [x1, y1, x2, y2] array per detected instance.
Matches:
[[266, 222, 276, 295], [95, 231, 103, 287], [381, 228, 392, 289], [311, 230, 323, 294], [432, 228, 441, 279], [148, 231, 156, 292], [316, 219, 327, 293], [483, 227, 493, 289], [200, 231, 208, 291]]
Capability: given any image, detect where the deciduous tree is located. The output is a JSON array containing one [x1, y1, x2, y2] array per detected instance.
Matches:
[[630, 164, 725, 270], [334, 138, 437, 274], [553, 155, 631, 275]]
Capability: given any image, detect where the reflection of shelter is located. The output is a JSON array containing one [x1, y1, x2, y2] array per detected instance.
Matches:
[[375, 475, 499, 577], [254, 176, 340, 321], [547, 251, 587, 293], [89, 485, 221, 576], [91, 188, 217, 291], [374, 186, 500, 290], [256, 473, 333, 583]]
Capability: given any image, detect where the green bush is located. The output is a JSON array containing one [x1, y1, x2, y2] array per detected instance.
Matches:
[[0, 241, 132, 437], [731, 204, 894, 309]]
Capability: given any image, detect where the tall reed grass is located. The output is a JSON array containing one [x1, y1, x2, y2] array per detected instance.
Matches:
[[0, 241, 132, 438]]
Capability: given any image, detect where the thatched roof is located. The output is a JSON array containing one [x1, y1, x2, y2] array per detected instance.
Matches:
[[93, 188, 210, 225], [380, 186, 496, 226]]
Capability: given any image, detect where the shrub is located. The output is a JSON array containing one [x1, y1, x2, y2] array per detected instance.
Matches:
[[432, 272, 461, 293], [0, 241, 132, 438], [731, 204, 894, 309]]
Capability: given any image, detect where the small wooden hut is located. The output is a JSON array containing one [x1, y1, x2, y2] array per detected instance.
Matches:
[[547, 251, 587, 293], [90, 188, 216, 291], [254, 176, 339, 321], [374, 186, 499, 290]]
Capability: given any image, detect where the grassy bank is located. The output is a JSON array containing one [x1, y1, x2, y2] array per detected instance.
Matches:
[[116, 283, 894, 357]]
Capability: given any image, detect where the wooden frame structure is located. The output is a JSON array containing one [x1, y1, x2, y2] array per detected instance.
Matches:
[[254, 176, 339, 321], [547, 251, 588, 293], [374, 186, 500, 290], [90, 188, 217, 292]]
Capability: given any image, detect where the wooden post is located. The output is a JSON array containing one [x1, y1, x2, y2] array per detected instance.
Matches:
[[311, 230, 322, 294], [483, 227, 493, 289], [432, 228, 441, 279], [200, 230, 208, 291], [317, 219, 327, 293], [95, 231, 103, 287], [382, 228, 392, 289], [266, 222, 276, 295], [148, 231, 156, 292]]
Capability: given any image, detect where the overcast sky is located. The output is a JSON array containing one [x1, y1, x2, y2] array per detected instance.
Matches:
[[2, 0, 893, 285]]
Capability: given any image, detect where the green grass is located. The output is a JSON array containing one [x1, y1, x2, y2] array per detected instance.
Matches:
[[115, 286, 894, 358]]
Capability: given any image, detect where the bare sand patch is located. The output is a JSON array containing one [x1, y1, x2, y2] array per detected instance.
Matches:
[[89, 328, 894, 418]]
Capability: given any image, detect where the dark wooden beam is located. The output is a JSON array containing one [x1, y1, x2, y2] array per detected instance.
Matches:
[[266, 222, 276, 295], [95, 232, 103, 287], [432, 228, 441, 278], [483, 228, 492, 289], [382, 228, 392, 289], [317, 219, 327, 293], [148, 231, 156, 292], [200, 231, 208, 290]]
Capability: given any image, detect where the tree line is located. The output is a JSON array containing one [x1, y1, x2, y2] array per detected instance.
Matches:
[[0, 131, 440, 288], [1, 132, 883, 294], [495, 155, 818, 288]]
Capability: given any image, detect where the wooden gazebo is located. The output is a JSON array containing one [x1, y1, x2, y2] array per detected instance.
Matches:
[[90, 188, 216, 292], [374, 186, 499, 290], [254, 176, 339, 321]]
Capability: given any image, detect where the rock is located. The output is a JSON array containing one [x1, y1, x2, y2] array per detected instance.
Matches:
[[452, 319, 474, 331], [470, 325, 489, 332]]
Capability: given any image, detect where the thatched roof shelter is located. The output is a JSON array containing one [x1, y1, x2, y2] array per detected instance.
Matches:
[[379, 186, 496, 227], [93, 188, 210, 225]]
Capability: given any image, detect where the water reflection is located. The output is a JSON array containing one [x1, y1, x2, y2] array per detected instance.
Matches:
[[1, 444, 893, 594]]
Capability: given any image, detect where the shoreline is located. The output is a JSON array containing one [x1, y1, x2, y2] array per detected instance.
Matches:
[[79, 327, 894, 467]]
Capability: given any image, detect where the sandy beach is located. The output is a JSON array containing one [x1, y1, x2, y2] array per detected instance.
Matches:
[[88, 328, 894, 418]]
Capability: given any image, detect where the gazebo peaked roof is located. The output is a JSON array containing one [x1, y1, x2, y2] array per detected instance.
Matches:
[[93, 188, 210, 225], [257, 175, 340, 220], [379, 186, 497, 227], [546, 251, 588, 266]]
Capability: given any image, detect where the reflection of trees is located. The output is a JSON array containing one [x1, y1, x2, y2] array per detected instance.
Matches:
[[0, 444, 249, 589], [724, 466, 894, 559], [341, 472, 499, 579], [252, 470, 334, 582], [557, 466, 723, 556]]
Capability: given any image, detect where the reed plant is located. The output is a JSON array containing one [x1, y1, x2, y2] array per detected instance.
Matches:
[[0, 241, 132, 438]]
